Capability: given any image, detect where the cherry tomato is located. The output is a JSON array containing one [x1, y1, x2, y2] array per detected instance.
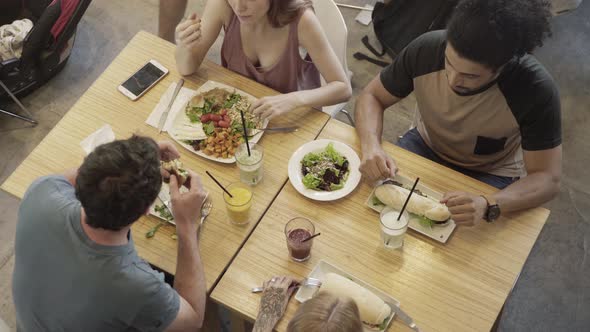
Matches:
[[213, 121, 219, 127], [220, 109, 228, 116], [200, 114, 211, 123], [210, 114, 222, 122], [218, 120, 230, 128]]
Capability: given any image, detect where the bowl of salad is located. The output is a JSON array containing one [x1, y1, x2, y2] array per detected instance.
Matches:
[[288, 139, 361, 201]]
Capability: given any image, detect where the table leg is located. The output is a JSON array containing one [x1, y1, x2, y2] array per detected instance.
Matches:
[[203, 299, 222, 332], [229, 310, 246, 332], [491, 303, 505, 331]]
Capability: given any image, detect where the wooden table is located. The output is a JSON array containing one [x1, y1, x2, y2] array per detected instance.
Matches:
[[0, 31, 330, 292], [210, 119, 549, 331]]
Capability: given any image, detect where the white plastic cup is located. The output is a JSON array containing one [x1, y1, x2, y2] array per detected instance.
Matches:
[[380, 206, 409, 249]]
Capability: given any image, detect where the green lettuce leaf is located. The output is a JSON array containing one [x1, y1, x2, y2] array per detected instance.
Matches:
[[223, 93, 241, 108], [203, 123, 215, 136], [330, 182, 344, 191], [379, 317, 389, 331], [301, 152, 321, 167], [325, 143, 345, 166], [411, 212, 435, 228], [372, 196, 385, 207], [302, 173, 321, 189]]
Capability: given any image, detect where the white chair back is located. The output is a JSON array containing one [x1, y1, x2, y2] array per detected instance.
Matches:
[[312, 0, 350, 85], [311, 0, 352, 118]]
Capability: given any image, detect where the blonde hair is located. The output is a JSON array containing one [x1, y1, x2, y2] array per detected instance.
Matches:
[[267, 0, 313, 28], [287, 292, 363, 332]]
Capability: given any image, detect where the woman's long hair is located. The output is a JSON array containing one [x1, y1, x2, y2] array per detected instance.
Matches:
[[267, 0, 313, 28]]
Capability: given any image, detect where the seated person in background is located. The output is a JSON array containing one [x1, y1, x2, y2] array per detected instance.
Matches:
[[252, 276, 362, 332], [159, 0, 187, 42], [13, 136, 207, 331], [355, 0, 561, 225], [175, 0, 352, 120]]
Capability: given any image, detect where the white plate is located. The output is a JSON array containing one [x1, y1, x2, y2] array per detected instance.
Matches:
[[365, 175, 457, 243], [148, 182, 190, 225], [168, 80, 269, 164], [295, 260, 399, 332], [288, 139, 361, 201]]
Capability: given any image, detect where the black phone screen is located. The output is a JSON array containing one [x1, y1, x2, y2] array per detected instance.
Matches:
[[121, 62, 166, 96]]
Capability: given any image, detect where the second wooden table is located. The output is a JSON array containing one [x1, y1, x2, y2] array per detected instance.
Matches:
[[210, 119, 549, 331]]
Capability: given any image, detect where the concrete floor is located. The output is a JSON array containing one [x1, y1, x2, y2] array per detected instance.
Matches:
[[0, 0, 588, 330]]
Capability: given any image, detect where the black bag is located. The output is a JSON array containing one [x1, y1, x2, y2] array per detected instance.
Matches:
[[354, 0, 458, 67]]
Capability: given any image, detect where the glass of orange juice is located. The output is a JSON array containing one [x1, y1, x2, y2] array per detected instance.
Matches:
[[223, 182, 253, 225]]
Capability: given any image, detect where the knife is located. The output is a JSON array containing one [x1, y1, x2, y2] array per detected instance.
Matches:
[[392, 305, 421, 332], [158, 78, 184, 133], [247, 126, 299, 136], [157, 192, 173, 219]]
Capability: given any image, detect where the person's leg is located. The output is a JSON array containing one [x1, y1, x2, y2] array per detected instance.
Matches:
[[159, 0, 188, 43], [396, 128, 448, 164], [453, 168, 519, 189], [396, 129, 518, 189]]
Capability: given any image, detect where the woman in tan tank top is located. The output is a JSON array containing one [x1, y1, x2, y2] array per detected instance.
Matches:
[[175, 0, 351, 121]]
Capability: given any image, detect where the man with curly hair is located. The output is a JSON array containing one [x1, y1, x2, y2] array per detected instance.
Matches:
[[355, 0, 561, 226], [13, 136, 208, 331]]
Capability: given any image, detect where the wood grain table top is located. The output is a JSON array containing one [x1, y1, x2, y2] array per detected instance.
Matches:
[[210, 119, 549, 331], [0, 31, 330, 292]]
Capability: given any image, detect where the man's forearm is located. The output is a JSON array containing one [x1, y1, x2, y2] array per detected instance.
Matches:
[[159, 0, 187, 42], [355, 93, 387, 153], [174, 222, 206, 327], [494, 172, 560, 213]]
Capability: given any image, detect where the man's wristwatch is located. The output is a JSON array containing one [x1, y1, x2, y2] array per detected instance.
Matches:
[[481, 195, 501, 222]]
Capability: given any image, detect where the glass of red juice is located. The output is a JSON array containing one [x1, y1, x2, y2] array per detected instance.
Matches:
[[284, 217, 315, 262]]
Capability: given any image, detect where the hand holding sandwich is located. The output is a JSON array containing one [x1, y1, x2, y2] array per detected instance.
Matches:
[[441, 191, 487, 226], [169, 171, 207, 228], [158, 140, 181, 178]]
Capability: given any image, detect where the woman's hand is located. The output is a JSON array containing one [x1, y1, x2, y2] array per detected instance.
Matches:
[[251, 93, 303, 121], [252, 276, 300, 332], [175, 13, 201, 51]]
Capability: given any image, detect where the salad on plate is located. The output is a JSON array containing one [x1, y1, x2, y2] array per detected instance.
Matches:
[[301, 143, 350, 191], [170, 87, 263, 159]]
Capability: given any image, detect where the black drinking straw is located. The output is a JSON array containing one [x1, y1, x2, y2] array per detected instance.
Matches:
[[399, 177, 420, 220], [206, 171, 233, 198], [301, 233, 321, 243], [240, 110, 251, 156]]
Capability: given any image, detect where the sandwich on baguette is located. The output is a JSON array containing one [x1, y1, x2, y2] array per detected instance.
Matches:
[[161, 159, 189, 184], [374, 181, 451, 226]]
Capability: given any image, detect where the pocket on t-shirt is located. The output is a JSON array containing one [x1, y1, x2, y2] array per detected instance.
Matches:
[[474, 136, 507, 155]]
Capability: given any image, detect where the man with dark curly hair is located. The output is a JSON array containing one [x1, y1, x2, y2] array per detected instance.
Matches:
[[355, 0, 561, 226], [12, 136, 207, 331]]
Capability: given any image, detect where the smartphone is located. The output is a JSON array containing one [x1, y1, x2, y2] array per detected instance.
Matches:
[[118, 60, 169, 101]]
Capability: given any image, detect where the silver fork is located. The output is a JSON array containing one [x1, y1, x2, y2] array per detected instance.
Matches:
[[197, 197, 213, 237], [200, 198, 213, 226], [250, 277, 322, 293]]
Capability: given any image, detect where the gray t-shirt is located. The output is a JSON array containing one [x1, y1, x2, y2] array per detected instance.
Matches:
[[13, 176, 180, 331]]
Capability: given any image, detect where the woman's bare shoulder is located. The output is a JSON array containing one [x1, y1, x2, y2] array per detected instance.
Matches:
[[298, 7, 320, 28], [297, 8, 325, 46], [205, 0, 233, 27]]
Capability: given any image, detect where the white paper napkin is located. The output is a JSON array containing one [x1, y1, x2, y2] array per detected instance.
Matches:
[[146, 82, 198, 132], [355, 5, 374, 26], [80, 124, 116, 155]]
